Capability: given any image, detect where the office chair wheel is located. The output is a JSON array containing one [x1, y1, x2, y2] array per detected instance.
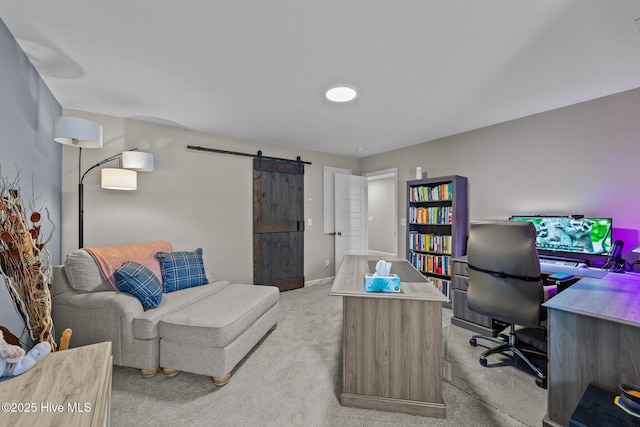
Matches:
[[535, 377, 547, 389], [479, 357, 487, 367], [469, 338, 477, 347]]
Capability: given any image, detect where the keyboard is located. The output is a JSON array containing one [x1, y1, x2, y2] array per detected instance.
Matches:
[[540, 258, 587, 268]]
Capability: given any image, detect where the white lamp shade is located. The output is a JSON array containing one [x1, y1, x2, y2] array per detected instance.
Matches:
[[54, 116, 103, 148], [122, 151, 154, 172], [101, 168, 137, 190]]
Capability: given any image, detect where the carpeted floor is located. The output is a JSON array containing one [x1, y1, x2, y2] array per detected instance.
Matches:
[[110, 281, 542, 426]]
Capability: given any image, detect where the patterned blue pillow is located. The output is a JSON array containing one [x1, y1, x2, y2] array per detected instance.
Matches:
[[155, 248, 208, 293], [114, 261, 163, 309]]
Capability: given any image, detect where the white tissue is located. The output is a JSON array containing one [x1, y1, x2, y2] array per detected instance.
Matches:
[[374, 260, 392, 277]]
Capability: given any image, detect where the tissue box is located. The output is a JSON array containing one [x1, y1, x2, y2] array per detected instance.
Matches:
[[364, 274, 401, 293]]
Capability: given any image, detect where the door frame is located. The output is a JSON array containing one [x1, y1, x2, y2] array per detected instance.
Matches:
[[334, 173, 368, 272]]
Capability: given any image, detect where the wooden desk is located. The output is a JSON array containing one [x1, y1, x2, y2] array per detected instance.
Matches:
[[329, 255, 448, 417], [543, 272, 640, 427], [0, 341, 112, 427]]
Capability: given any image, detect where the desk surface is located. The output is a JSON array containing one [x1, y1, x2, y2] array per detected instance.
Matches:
[[0, 341, 112, 427], [453, 255, 609, 279], [453, 255, 640, 326], [329, 255, 448, 302], [543, 271, 640, 327]]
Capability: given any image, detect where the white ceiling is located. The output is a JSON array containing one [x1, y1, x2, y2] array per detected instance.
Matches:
[[2, 1, 640, 158]]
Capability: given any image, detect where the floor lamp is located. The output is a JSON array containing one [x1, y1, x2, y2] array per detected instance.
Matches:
[[54, 117, 154, 248]]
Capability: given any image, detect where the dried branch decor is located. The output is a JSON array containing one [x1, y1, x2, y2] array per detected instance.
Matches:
[[0, 169, 56, 350]]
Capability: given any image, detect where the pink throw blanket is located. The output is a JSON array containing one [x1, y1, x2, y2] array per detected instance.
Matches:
[[84, 240, 174, 290]]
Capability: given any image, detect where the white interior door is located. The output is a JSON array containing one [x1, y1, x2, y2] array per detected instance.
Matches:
[[334, 174, 367, 272]]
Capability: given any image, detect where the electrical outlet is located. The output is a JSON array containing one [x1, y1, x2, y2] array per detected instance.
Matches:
[[324, 259, 330, 267]]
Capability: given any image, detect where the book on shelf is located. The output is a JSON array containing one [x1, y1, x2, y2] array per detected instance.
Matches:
[[409, 251, 452, 276], [408, 232, 452, 254], [408, 206, 453, 224], [428, 277, 451, 297], [410, 182, 454, 202]]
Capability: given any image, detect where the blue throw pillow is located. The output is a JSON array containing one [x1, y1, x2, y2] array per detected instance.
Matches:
[[155, 248, 208, 293], [114, 261, 163, 309]]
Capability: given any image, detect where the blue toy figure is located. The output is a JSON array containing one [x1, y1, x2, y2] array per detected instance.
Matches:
[[0, 330, 51, 378]]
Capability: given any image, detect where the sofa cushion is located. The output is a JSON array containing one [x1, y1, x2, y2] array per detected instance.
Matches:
[[159, 283, 280, 348], [132, 280, 231, 340], [64, 241, 173, 293], [155, 248, 208, 293], [64, 250, 113, 293], [115, 261, 163, 310]]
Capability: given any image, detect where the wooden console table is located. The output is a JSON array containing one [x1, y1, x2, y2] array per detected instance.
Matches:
[[0, 341, 112, 427], [329, 255, 448, 417]]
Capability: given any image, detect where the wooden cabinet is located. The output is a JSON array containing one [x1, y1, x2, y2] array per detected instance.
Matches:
[[406, 175, 468, 308], [329, 255, 448, 418], [0, 341, 112, 427], [542, 272, 640, 427], [451, 257, 506, 336]]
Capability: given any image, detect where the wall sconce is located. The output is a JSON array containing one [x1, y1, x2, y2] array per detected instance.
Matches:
[[54, 116, 154, 248]]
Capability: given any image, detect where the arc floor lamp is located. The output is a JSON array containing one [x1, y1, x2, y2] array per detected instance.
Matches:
[[54, 116, 154, 248]]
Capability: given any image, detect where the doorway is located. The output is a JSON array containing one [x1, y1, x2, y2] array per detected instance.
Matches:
[[328, 167, 398, 272], [364, 168, 398, 257]]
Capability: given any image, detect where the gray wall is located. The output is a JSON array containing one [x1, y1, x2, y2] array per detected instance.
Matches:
[[60, 110, 359, 284], [0, 19, 62, 342], [64, 88, 640, 284], [360, 87, 640, 262]]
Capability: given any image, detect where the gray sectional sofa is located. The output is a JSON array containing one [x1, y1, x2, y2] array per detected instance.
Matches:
[[50, 243, 279, 385]]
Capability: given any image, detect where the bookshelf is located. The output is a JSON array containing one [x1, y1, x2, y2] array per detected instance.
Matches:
[[406, 175, 468, 308]]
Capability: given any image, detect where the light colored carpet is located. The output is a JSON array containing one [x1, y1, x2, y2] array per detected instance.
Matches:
[[110, 281, 536, 426]]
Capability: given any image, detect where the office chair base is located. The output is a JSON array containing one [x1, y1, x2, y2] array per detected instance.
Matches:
[[469, 335, 507, 349], [470, 327, 547, 389]]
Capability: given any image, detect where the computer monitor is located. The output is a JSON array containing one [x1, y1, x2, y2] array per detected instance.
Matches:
[[508, 216, 612, 256]]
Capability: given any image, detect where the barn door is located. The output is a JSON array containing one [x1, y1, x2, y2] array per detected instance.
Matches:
[[253, 157, 304, 291]]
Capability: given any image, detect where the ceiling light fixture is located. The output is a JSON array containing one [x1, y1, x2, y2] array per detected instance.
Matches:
[[326, 85, 357, 103]]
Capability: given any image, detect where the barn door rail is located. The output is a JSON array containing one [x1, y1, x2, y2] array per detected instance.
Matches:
[[186, 145, 311, 165]]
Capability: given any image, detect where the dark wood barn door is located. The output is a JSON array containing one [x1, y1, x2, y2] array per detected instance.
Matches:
[[253, 158, 304, 291]]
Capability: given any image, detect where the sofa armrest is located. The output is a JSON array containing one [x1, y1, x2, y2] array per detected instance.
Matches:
[[51, 288, 145, 356], [53, 289, 144, 318], [51, 264, 143, 322]]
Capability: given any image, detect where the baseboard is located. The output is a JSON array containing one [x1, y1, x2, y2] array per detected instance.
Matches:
[[305, 277, 334, 287]]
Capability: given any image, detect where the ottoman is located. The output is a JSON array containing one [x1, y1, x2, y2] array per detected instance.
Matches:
[[158, 283, 279, 385]]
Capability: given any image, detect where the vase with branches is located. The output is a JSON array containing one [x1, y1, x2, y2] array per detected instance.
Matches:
[[0, 167, 56, 350]]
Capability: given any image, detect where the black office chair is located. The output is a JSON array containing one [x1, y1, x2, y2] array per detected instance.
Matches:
[[466, 220, 556, 389]]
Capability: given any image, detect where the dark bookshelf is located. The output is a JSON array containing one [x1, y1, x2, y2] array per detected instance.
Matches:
[[406, 175, 468, 308]]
